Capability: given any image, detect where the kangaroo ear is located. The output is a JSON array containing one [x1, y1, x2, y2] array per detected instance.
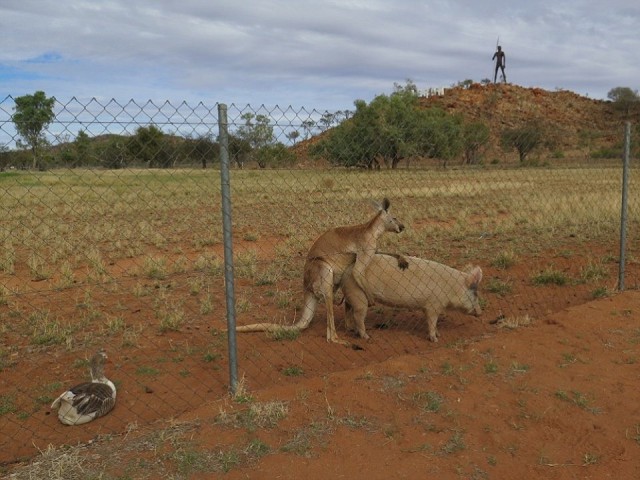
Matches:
[[369, 198, 390, 212]]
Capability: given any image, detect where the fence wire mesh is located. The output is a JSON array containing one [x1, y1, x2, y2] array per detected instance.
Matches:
[[0, 93, 637, 465]]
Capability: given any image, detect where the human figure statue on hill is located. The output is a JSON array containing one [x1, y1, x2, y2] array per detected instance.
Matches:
[[493, 45, 506, 83]]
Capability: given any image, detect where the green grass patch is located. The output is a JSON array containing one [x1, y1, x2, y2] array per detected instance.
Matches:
[[441, 430, 465, 454], [136, 365, 160, 376], [413, 391, 445, 413], [485, 278, 512, 295], [554, 390, 600, 413], [532, 267, 569, 286], [491, 250, 516, 269], [0, 395, 17, 416], [268, 328, 300, 341], [282, 365, 304, 377], [484, 361, 499, 374]]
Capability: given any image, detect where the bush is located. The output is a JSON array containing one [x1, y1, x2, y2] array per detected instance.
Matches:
[[500, 120, 545, 162], [311, 81, 464, 169]]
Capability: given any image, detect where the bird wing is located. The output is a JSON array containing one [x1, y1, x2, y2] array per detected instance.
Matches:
[[68, 382, 116, 417]]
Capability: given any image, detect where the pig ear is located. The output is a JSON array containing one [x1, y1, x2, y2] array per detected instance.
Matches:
[[465, 266, 483, 289]]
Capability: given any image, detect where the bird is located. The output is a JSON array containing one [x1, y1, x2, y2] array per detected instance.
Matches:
[[51, 350, 117, 425]]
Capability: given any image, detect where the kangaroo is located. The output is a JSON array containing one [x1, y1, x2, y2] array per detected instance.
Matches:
[[342, 253, 482, 342], [235, 198, 405, 345]]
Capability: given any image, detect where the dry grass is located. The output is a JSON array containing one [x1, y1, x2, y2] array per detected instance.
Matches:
[[0, 167, 628, 296], [0, 165, 635, 477]]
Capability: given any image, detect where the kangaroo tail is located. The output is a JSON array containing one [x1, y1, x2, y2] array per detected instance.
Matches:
[[235, 323, 304, 333]]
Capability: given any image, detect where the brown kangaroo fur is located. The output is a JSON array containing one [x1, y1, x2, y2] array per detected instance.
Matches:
[[235, 198, 405, 345], [342, 253, 483, 342]]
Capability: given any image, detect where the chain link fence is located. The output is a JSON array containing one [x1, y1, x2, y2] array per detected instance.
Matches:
[[0, 93, 637, 466]]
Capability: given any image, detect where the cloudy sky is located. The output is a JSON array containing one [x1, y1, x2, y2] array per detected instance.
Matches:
[[1, 0, 639, 112]]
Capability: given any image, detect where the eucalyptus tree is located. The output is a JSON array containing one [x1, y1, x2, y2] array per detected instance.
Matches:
[[11, 91, 56, 169]]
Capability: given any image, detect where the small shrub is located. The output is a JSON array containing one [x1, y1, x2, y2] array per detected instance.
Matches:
[[143, 256, 168, 280], [282, 365, 304, 377], [484, 361, 499, 374], [486, 278, 512, 296], [413, 391, 444, 413], [491, 250, 516, 270], [591, 287, 609, 299], [441, 431, 465, 454], [580, 261, 608, 283], [203, 351, 221, 363], [29, 310, 74, 347], [136, 366, 160, 376], [242, 232, 259, 242], [0, 395, 17, 416], [155, 299, 186, 332], [532, 267, 568, 286], [268, 328, 300, 341]]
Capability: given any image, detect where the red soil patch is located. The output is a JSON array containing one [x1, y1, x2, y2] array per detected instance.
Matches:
[[2, 237, 640, 477]]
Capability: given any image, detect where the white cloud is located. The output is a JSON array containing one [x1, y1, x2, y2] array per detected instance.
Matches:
[[0, 0, 638, 109]]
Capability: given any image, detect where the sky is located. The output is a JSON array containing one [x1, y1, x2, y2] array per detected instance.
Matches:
[[1, 0, 639, 113]]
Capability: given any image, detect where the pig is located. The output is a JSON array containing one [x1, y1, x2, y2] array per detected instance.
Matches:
[[341, 253, 483, 342]]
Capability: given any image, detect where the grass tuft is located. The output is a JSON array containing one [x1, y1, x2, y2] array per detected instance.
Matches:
[[532, 267, 569, 286], [491, 250, 516, 270]]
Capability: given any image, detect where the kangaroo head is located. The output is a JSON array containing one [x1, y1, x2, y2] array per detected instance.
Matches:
[[375, 198, 405, 233]]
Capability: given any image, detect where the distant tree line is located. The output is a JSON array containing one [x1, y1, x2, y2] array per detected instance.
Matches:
[[2, 86, 637, 171], [1, 91, 296, 171]]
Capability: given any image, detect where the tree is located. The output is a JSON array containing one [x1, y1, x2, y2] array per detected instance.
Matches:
[[254, 143, 296, 168], [74, 130, 91, 166], [99, 138, 129, 169], [11, 91, 56, 169], [462, 121, 490, 164], [607, 87, 639, 117], [0, 145, 9, 171], [237, 113, 274, 149], [456, 79, 474, 89], [185, 133, 218, 168], [310, 80, 464, 169], [500, 121, 544, 163], [285, 130, 300, 145], [129, 125, 171, 167], [301, 119, 316, 139], [227, 134, 251, 169], [236, 113, 275, 168], [319, 112, 336, 131]]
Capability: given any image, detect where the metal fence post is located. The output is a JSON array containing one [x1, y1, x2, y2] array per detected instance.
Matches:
[[618, 121, 631, 291], [218, 103, 238, 393]]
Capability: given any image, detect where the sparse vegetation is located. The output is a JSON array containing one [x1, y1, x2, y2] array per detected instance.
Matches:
[[282, 365, 304, 377], [268, 327, 301, 341], [1, 85, 638, 479], [413, 391, 445, 413], [491, 250, 516, 270], [0, 395, 17, 416], [484, 361, 499, 374], [217, 400, 289, 430], [500, 120, 546, 163], [441, 430, 466, 454], [554, 390, 600, 413], [486, 278, 512, 296], [532, 267, 569, 286]]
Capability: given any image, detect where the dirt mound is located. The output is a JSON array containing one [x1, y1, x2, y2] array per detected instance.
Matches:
[[421, 83, 620, 148], [294, 84, 624, 165]]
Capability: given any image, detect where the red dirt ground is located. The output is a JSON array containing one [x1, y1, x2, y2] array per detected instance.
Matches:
[[3, 257, 640, 478]]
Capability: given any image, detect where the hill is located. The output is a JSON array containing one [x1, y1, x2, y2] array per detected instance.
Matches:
[[421, 83, 620, 151], [297, 84, 628, 166]]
